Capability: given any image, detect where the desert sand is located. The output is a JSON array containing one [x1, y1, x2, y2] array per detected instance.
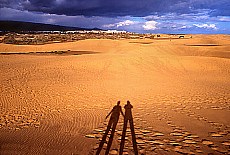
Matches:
[[0, 35, 230, 155]]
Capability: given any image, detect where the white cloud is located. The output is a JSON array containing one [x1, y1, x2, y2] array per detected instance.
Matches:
[[116, 20, 135, 27], [218, 16, 230, 22], [143, 10, 230, 23], [181, 25, 188, 29], [143, 21, 158, 30], [193, 23, 218, 30], [103, 20, 135, 28]]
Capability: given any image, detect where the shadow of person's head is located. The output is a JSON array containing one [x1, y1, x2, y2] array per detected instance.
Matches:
[[117, 101, 120, 106]]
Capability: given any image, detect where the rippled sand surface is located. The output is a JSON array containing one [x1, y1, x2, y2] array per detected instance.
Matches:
[[0, 35, 230, 155]]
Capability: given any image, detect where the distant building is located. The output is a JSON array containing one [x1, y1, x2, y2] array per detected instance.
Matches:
[[106, 30, 127, 34]]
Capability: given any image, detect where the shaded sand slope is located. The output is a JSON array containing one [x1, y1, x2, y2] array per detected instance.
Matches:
[[0, 35, 230, 154]]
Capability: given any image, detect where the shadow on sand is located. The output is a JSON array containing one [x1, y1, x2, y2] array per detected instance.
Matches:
[[96, 101, 138, 155]]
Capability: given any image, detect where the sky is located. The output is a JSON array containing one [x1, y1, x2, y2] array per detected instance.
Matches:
[[0, 0, 229, 34]]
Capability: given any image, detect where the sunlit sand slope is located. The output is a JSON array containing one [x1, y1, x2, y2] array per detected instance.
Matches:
[[0, 35, 230, 154]]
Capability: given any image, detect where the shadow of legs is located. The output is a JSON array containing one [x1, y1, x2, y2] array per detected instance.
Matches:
[[130, 119, 138, 155], [105, 121, 117, 155], [96, 120, 113, 155], [119, 119, 128, 155]]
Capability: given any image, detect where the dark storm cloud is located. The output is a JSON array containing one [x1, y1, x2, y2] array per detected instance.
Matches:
[[1, 0, 229, 34], [1, 0, 228, 17], [23, 0, 170, 17]]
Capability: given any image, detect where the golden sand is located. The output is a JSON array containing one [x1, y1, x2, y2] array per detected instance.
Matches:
[[0, 35, 230, 154]]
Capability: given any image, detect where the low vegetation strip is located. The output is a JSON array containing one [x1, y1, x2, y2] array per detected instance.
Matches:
[[0, 50, 98, 55]]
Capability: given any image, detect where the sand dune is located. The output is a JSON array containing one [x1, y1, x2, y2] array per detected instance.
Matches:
[[0, 35, 230, 154]]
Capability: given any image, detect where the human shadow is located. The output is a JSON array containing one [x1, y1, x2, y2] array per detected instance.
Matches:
[[96, 101, 124, 155], [119, 101, 138, 155]]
